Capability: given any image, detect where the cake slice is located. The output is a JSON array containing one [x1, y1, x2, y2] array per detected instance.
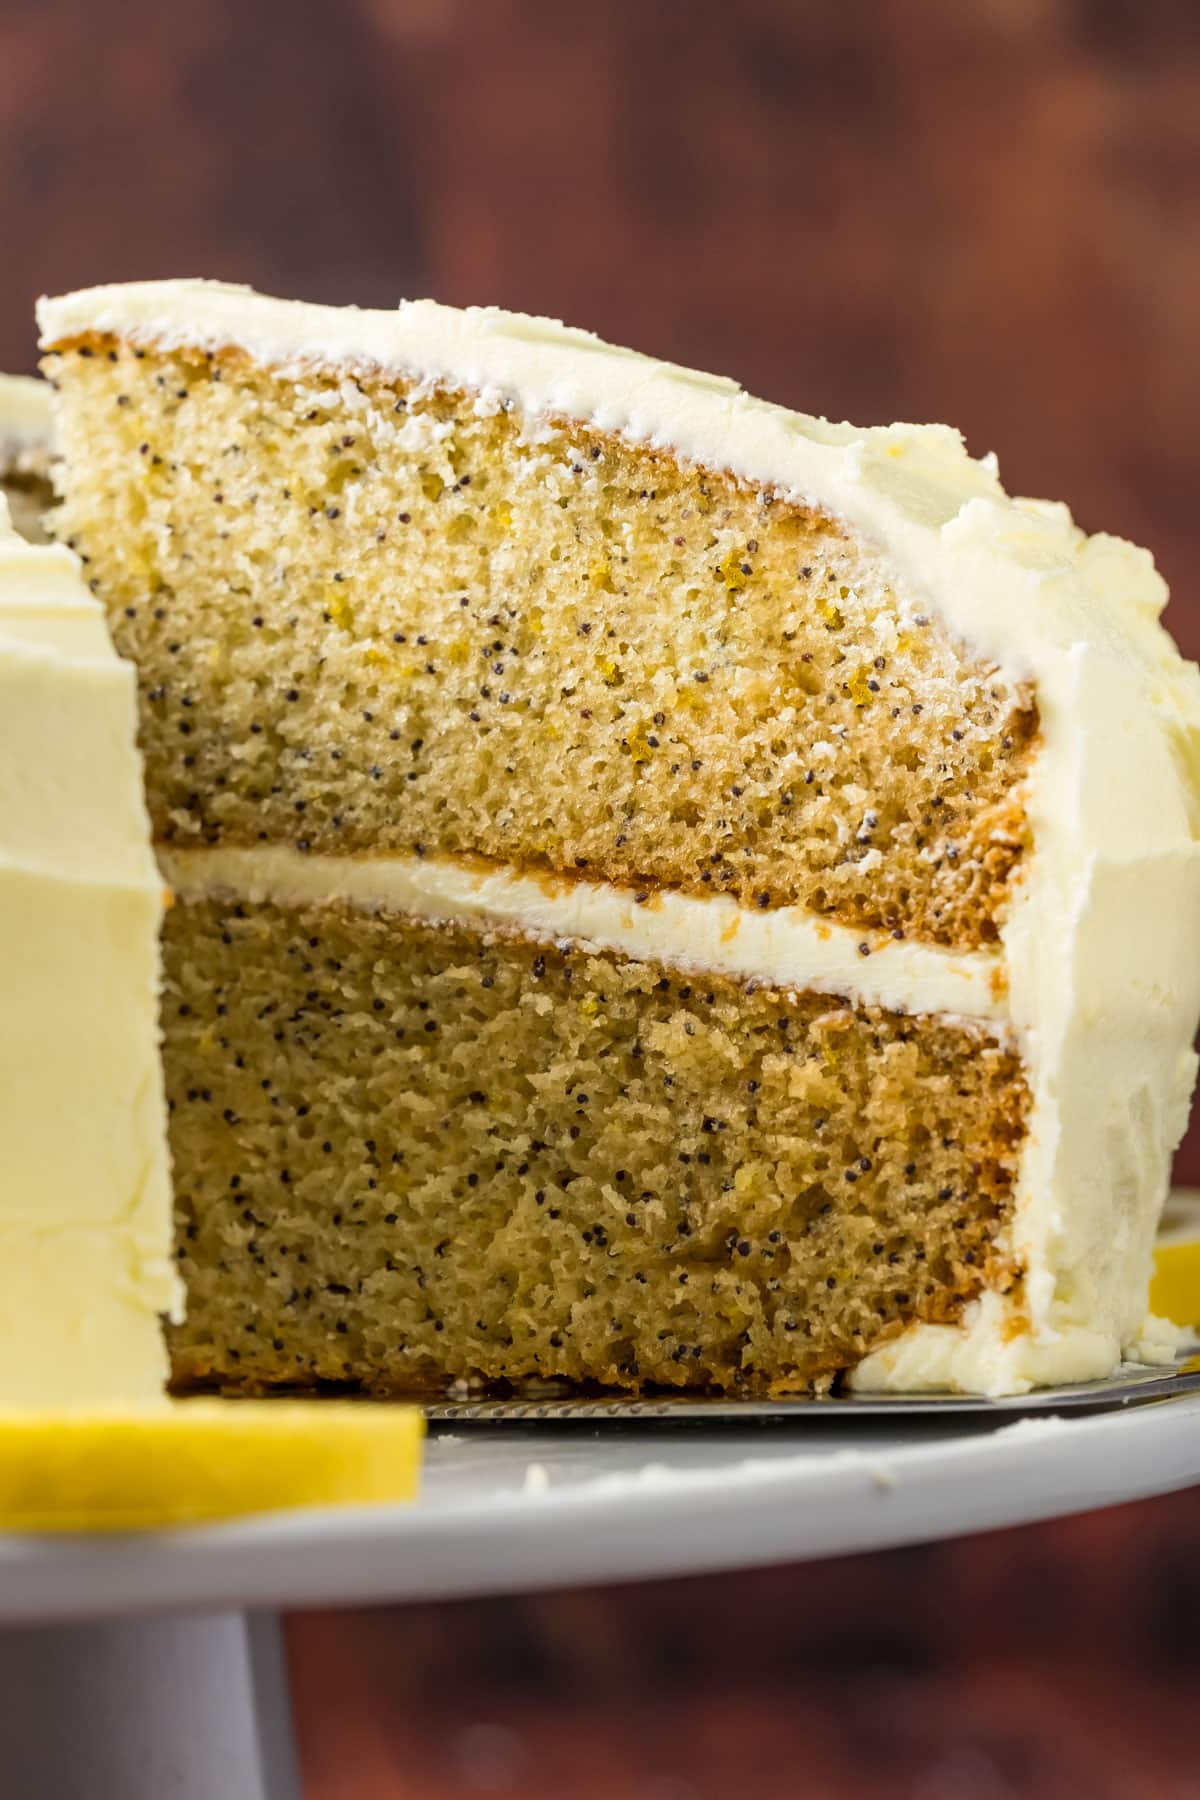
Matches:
[[38, 281, 1200, 1397], [0, 498, 179, 1403]]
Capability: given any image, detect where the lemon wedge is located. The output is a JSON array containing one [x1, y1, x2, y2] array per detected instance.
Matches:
[[1151, 1239, 1200, 1331], [0, 1399, 423, 1532], [1150, 1190, 1200, 1331]]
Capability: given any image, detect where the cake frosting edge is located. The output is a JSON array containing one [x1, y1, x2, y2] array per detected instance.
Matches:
[[0, 498, 180, 1405]]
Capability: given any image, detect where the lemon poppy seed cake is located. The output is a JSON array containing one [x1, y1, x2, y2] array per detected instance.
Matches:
[[38, 280, 1200, 1398]]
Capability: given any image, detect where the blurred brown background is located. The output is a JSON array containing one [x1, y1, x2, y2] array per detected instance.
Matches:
[[3, 1, 1200, 1794], [4, 0, 1199, 632]]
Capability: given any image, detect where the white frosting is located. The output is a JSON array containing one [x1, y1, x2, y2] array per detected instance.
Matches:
[[159, 845, 1007, 1026], [38, 281, 1200, 1395], [0, 500, 179, 1406]]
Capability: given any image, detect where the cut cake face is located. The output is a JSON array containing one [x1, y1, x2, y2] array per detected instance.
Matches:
[[37, 281, 1200, 1397]]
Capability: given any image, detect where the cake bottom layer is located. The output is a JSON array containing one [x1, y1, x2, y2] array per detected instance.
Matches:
[[162, 896, 1027, 1395]]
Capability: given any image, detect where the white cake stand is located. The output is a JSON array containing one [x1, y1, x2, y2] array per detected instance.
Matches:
[[1, 1383, 1198, 1798]]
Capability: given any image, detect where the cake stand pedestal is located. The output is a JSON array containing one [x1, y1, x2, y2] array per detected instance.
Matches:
[[0, 1381, 1199, 1797], [0, 1610, 299, 1800]]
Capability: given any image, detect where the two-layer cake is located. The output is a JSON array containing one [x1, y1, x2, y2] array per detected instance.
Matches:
[[35, 281, 1200, 1396]]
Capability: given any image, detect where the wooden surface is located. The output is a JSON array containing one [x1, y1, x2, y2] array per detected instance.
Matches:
[[3, 8, 1199, 1793]]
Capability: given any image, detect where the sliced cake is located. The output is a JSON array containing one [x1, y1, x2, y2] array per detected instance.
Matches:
[[38, 281, 1200, 1396]]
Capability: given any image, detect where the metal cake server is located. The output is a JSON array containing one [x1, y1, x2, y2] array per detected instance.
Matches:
[[424, 1347, 1200, 1421]]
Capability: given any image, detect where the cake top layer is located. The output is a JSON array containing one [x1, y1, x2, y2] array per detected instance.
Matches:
[[37, 279, 1189, 694]]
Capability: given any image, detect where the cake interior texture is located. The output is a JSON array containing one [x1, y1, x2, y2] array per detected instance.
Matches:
[[48, 338, 1036, 950], [43, 318, 1045, 1395], [164, 896, 1026, 1394]]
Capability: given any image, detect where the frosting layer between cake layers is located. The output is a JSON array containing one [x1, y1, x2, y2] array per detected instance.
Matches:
[[0, 502, 179, 1405], [39, 282, 1200, 1394], [159, 846, 1006, 1026]]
